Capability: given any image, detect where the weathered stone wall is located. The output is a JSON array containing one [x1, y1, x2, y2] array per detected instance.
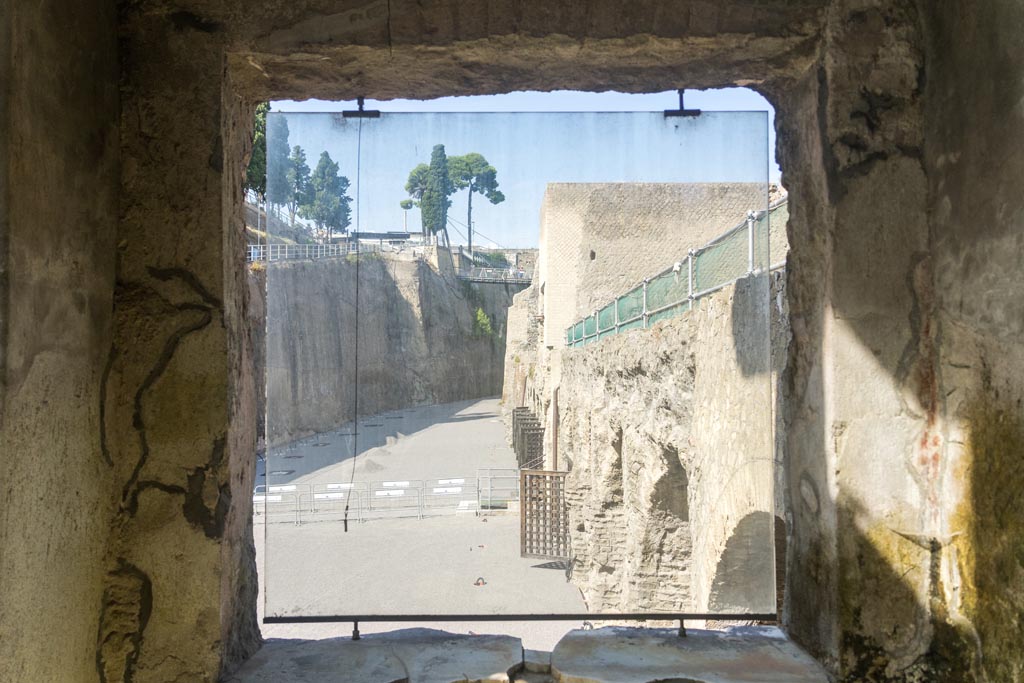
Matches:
[[501, 284, 539, 412], [4, 1, 1024, 681], [263, 254, 516, 444], [101, 10, 261, 681], [537, 183, 764, 346], [774, 3, 1021, 679], [558, 275, 783, 615], [921, 2, 1024, 680], [0, 1, 119, 681]]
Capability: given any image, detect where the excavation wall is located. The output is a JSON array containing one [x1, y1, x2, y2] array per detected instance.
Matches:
[[262, 255, 517, 445]]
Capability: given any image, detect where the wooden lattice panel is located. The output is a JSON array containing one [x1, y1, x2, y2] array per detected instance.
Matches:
[[520, 469, 569, 559]]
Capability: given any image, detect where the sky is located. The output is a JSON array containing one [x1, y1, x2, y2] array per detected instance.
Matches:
[[271, 89, 777, 249]]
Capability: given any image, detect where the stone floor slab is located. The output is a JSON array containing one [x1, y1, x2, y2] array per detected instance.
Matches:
[[550, 626, 829, 683], [523, 648, 551, 673], [228, 628, 524, 683]]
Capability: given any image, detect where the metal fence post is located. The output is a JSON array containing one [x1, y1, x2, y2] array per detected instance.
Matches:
[[747, 210, 756, 274], [642, 279, 649, 328], [687, 250, 694, 311]]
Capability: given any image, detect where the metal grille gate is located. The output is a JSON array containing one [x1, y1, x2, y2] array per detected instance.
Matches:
[[520, 469, 569, 559], [512, 407, 545, 469]]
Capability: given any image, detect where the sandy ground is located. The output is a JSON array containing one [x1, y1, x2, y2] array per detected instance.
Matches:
[[256, 397, 587, 650]]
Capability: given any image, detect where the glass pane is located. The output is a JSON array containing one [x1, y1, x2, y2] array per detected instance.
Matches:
[[261, 109, 774, 621]]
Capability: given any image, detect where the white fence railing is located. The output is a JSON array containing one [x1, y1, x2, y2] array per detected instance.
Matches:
[[458, 267, 533, 283], [247, 242, 382, 262]]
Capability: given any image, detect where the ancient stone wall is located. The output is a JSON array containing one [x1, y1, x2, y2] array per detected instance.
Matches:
[[921, 2, 1024, 679], [537, 183, 764, 346], [4, 1, 1024, 681], [774, 2, 1021, 679], [0, 1, 120, 681], [262, 254, 516, 445], [558, 275, 785, 614], [501, 284, 539, 412]]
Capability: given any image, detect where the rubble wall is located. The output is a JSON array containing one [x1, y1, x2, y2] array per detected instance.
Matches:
[[558, 275, 786, 614]]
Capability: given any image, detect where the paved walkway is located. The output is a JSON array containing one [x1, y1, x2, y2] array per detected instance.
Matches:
[[257, 398, 586, 647]]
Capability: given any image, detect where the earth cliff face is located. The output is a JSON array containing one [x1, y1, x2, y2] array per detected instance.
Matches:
[[256, 254, 517, 445]]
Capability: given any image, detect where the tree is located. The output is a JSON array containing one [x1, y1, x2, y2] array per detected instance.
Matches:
[[404, 164, 429, 237], [244, 102, 269, 199], [405, 164, 429, 203], [419, 145, 451, 243], [448, 153, 505, 260], [300, 151, 351, 242], [265, 113, 291, 215], [285, 145, 311, 228], [399, 199, 414, 232]]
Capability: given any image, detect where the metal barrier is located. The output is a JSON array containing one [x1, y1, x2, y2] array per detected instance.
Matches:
[[254, 471, 522, 524], [422, 477, 479, 515], [253, 485, 303, 525], [458, 267, 533, 284], [309, 482, 369, 522], [477, 468, 521, 512], [247, 242, 382, 262], [566, 198, 788, 348]]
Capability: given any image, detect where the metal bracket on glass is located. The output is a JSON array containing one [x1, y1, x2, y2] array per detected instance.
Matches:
[[343, 97, 381, 118], [664, 89, 701, 118]]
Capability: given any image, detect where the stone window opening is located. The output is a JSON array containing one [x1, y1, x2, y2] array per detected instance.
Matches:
[[240, 89, 793, 681]]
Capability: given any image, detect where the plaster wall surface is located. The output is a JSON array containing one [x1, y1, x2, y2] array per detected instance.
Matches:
[[921, 2, 1024, 679], [0, 1, 119, 681], [262, 254, 515, 445], [537, 183, 764, 346]]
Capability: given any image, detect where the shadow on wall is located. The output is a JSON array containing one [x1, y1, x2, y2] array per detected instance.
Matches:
[[730, 272, 771, 377], [707, 511, 776, 614], [832, 496, 979, 682], [953, 395, 1024, 683]]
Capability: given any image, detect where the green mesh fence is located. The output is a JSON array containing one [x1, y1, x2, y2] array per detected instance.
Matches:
[[646, 268, 689, 313], [565, 201, 787, 349], [648, 303, 687, 326], [598, 302, 616, 331], [693, 225, 748, 294], [768, 201, 788, 266], [617, 288, 644, 323]]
